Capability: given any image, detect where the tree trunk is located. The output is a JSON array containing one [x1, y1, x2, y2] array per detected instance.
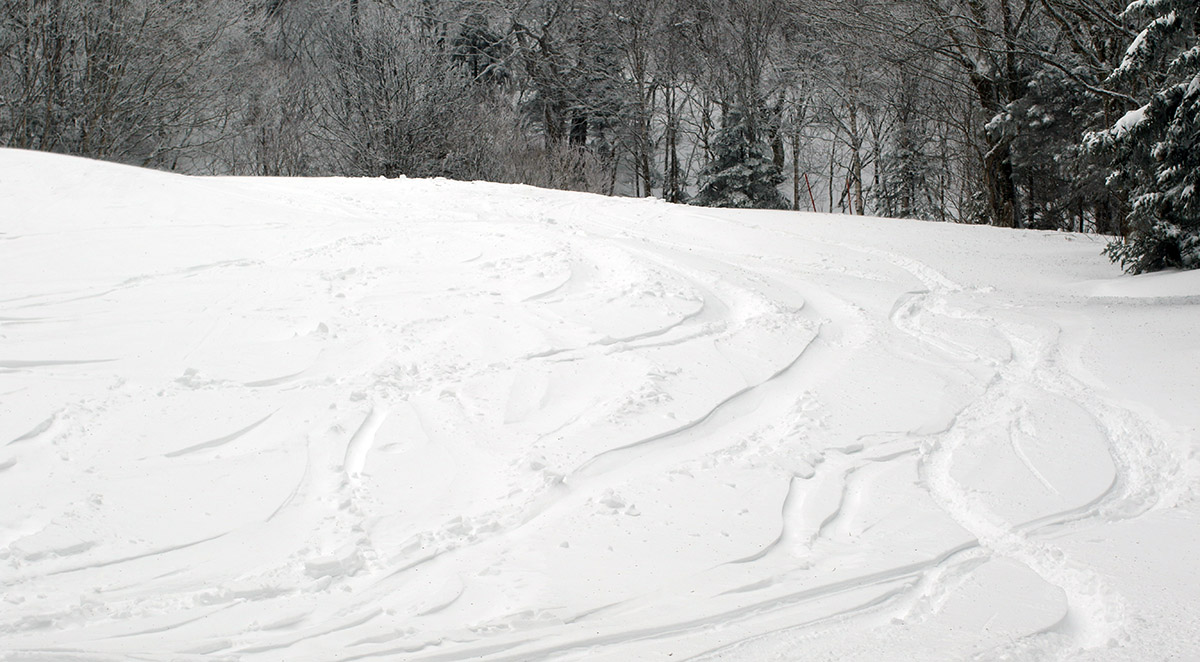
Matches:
[[350, 0, 362, 62], [39, 7, 66, 152], [569, 111, 587, 147], [847, 102, 864, 215], [640, 144, 652, 198], [791, 130, 800, 211], [828, 138, 836, 212], [983, 137, 1018, 228], [639, 96, 653, 197], [663, 86, 682, 203]]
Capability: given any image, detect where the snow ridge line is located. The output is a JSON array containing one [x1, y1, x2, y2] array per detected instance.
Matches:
[[344, 405, 388, 477], [563, 243, 818, 481], [566, 330, 815, 482]]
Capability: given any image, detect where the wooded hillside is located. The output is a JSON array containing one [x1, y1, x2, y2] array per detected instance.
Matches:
[[3, 0, 1196, 270]]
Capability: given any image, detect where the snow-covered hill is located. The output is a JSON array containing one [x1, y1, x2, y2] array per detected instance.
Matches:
[[1, 149, 1197, 661]]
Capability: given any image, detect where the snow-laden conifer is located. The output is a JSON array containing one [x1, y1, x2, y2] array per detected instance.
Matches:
[[1090, 0, 1200, 273], [693, 109, 790, 210]]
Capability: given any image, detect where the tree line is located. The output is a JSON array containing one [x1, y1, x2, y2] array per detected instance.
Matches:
[[2, 0, 1196, 271]]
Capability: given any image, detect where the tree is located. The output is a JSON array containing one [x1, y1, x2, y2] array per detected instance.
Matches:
[[452, 12, 511, 84], [686, 0, 792, 209], [0, 0, 233, 168], [1000, 0, 1131, 232], [1090, 0, 1199, 272], [876, 66, 940, 220], [313, 1, 477, 178], [692, 108, 789, 209], [915, 0, 1044, 228]]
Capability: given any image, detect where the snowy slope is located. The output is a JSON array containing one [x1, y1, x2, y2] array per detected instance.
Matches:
[[1, 148, 1197, 661]]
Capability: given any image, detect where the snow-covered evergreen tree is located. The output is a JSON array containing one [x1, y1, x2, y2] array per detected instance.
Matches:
[[693, 109, 790, 210], [1090, 0, 1199, 273]]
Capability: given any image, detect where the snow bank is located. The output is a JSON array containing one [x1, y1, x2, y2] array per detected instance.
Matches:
[[1081, 267, 1200, 299]]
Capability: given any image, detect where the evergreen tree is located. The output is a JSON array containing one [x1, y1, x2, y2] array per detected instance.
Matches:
[[875, 67, 938, 221], [452, 13, 511, 85], [1091, 0, 1200, 273], [693, 109, 790, 209], [1008, 68, 1106, 231]]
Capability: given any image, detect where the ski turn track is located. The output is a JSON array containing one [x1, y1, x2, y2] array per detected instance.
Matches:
[[1, 149, 1197, 662]]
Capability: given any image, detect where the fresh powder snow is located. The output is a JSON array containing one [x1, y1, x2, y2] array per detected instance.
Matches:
[[1, 149, 1198, 661]]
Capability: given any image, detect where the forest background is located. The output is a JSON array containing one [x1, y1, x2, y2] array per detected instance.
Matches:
[[2, 0, 1197, 272]]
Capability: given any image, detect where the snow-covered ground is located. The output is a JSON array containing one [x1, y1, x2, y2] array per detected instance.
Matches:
[[1, 148, 1198, 661]]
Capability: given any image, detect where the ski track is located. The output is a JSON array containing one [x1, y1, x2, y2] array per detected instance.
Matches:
[[163, 412, 276, 458], [839, 240, 1178, 658], [0, 158, 1191, 661]]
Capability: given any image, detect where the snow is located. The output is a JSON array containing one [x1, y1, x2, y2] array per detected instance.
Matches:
[[1080, 267, 1200, 299], [1, 148, 1198, 661], [1112, 105, 1148, 137]]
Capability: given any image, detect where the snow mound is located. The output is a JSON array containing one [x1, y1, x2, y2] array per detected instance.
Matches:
[[1081, 267, 1200, 299]]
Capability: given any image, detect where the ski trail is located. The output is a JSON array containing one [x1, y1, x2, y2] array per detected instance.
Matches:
[[921, 394, 1125, 651], [559, 235, 870, 485], [1010, 411, 1061, 496], [345, 545, 977, 662], [164, 411, 276, 458], [0, 358, 116, 370], [566, 333, 816, 482], [7, 416, 56, 445], [670, 226, 1165, 656], [5, 157, 1194, 661], [848, 242, 1178, 656]]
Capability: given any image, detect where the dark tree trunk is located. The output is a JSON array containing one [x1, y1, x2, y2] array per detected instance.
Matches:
[[982, 138, 1018, 228], [543, 101, 565, 148], [791, 131, 800, 211], [639, 143, 652, 198], [664, 87, 682, 203], [569, 111, 587, 147], [971, 72, 1019, 228], [350, 0, 362, 62], [847, 102, 864, 215]]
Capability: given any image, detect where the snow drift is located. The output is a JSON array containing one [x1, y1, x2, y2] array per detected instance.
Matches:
[[1, 149, 1198, 661]]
